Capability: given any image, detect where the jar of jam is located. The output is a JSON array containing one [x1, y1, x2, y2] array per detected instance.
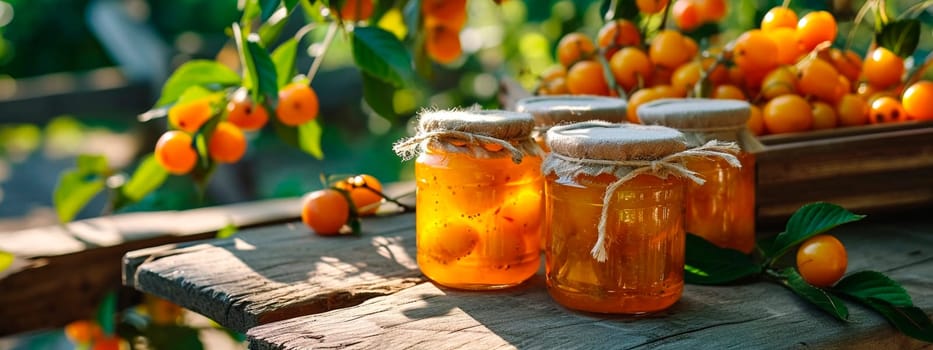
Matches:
[[515, 95, 628, 152], [394, 110, 544, 290], [543, 121, 736, 313], [638, 98, 761, 253], [543, 122, 688, 314]]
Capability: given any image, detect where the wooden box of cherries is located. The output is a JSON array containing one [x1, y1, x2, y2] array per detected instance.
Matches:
[[509, 2, 933, 222]]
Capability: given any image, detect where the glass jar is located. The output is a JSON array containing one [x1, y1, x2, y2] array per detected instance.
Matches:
[[638, 98, 761, 253], [398, 110, 544, 290], [515, 95, 627, 152], [543, 122, 690, 314]]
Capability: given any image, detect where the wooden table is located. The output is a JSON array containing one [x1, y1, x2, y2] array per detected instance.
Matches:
[[122, 207, 933, 349], [0, 198, 302, 335]]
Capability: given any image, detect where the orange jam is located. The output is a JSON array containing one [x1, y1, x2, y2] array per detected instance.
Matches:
[[637, 98, 760, 254], [684, 151, 756, 253], [546, 173, 685, 314], [543, 122, 692, 314], [399, 109, 544, 290], [416, 149, 543, 289]]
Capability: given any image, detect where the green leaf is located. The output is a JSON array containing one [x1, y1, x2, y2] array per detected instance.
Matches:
[[175, 85, 218, 105], [0, 251, 13, 273], [834, 271, 914, 307], [259, 0, 281, 22], [96, 291, 117, 336], [155, 60, 241, 107], [121, 155, 169, 203], [76, 154, 110, 175], [779, 268, 849, 321], [684, 233, 761, 285], [240, 0, 261, 24], [271, 39, 298, 88], [234, 23, 258, 94], [54, 170, 106, 223], [272, 117, 323, 159], [298, 120, 324, 159], [191, 104, 223, 171], [832, 270, 933, 340], [258, 2, 291, 47], [247, 38, 280, 105], [861, 299, 933, 342], [194, 133, 212, 169], [283, 0, 299, 13], [361, 72, 396, 118], [300, 0, 328, 23], [876, 19, 921, 58], [216, 223, 239, 239], [351, 26, 415, 87], [764, 202, 865, 261]]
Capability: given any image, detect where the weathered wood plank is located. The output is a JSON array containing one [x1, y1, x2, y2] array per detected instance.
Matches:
[[758, 120, 933, 146], [1, 182, 414, 335], [756, 125, 933, 223], [247, 219, 933, 350], [123, 213, 422, 333], [0, 198, 301, 335], [0, 198, 302, 258]]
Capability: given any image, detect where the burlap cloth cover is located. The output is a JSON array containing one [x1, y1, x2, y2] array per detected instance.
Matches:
[[637, 98, 764, 152], [544, 121, 741, 262], [515, 95, 628, 137], [393, 109, 542, 164]]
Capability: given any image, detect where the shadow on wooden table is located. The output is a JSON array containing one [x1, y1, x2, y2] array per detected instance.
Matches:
[[392, 272, 772, 349], [124, 213, 424, 333]]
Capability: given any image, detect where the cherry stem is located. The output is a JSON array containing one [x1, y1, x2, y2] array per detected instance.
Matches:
[[846, 0, 875, 53], [899, 0, 933, 20], [763, 268, 785, 282], [307, 21, 339, 83], [604, 0, 619, 21], [877, 0, 889, 25], [697, 54, 727, 98], [359, 184, 416, 212]]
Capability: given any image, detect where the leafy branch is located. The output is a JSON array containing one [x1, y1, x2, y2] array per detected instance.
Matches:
[[685, 202, 933, 342], [51, 0, 495, 222]]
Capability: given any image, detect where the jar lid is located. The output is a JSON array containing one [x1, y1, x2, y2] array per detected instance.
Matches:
[[418, 109, 535, 140], [637, 98, 750, 130], [546, 121, 686, 161], [515, 95, 628, 127]]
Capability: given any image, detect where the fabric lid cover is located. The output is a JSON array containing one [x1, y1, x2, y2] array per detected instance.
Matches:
[[546, 121, 686, 161], [637, 98, 750, 129], [418, 109, 535, 140], [516, 95, 628, 127]]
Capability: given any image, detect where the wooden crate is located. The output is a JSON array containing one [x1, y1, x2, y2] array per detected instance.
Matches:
[[756, 121, 933, 223], [499, 78, 933, 223]]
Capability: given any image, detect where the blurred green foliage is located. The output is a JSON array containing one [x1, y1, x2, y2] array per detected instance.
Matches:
[[0, 0, 239, 78], [0, 0, 113, 77]]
